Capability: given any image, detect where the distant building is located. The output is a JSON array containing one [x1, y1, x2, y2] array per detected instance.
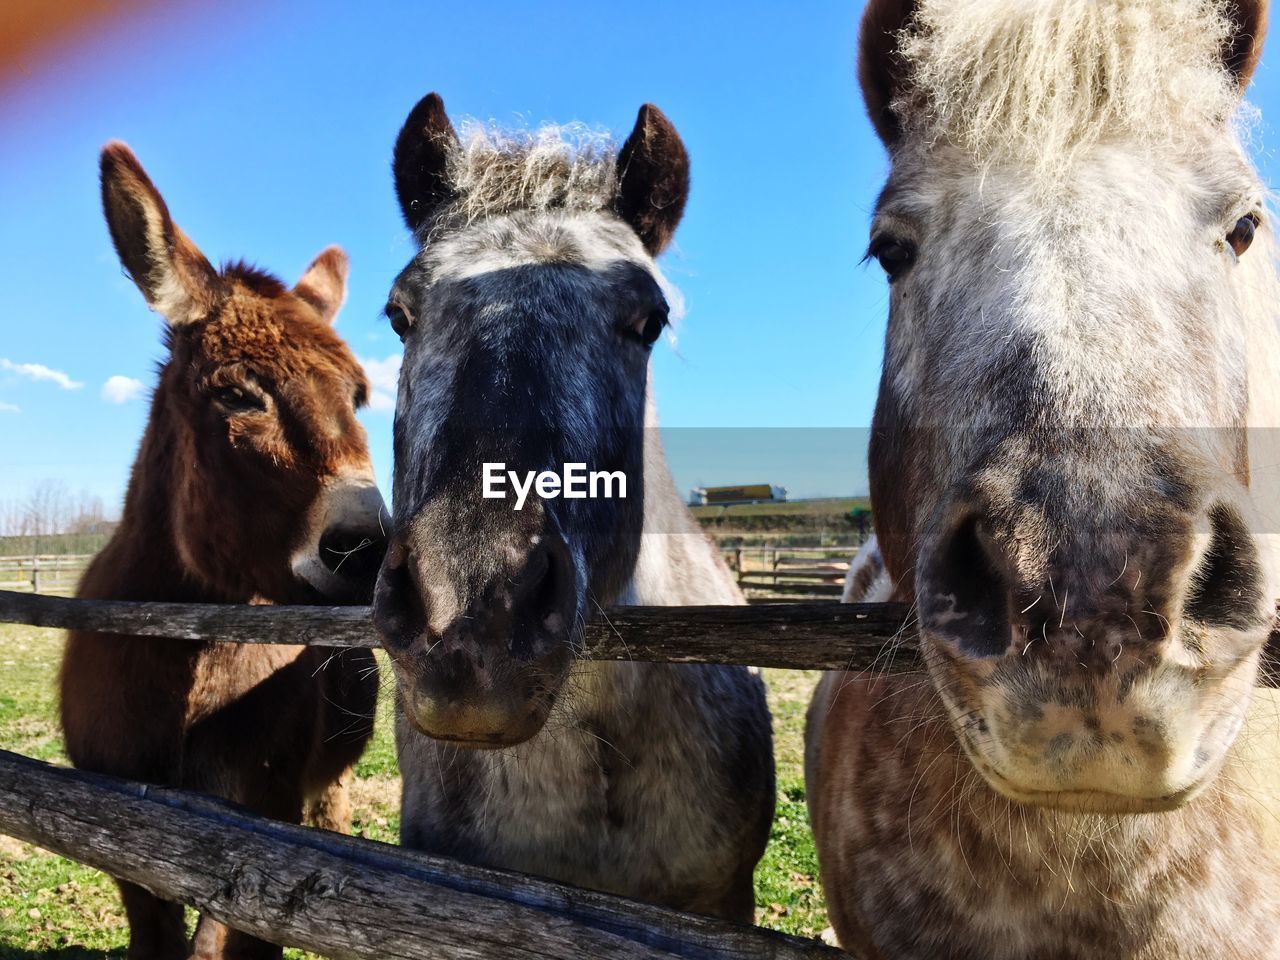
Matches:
[[688, 484, 787, 507]]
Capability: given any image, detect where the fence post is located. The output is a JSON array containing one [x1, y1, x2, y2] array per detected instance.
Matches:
[[30, 558, 40, 595]]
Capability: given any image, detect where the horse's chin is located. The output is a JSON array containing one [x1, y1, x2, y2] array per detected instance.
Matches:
[[412, 731, 534, 750], [972, 765, 1210, 814], [950, 724, 1226, 815], [924, 633, 1251, 818], [399, 685, 555, 750]]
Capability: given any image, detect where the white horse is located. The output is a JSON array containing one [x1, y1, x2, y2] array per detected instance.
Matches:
[[808, 1, 1280, 956]]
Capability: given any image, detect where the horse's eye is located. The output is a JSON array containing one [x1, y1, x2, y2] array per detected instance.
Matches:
[[628, 307, 669, 347], [1227, 213, 1260, 257], [869, 237, 917, 281], [214, 385, 265, 414], [386, 302, 414, 340]]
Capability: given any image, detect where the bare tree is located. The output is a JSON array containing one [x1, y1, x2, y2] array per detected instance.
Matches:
[[67, 490, 107, 534], [0, 481, 119, 551], [0, 499, 22, 537], [23, 480, 73, 539]]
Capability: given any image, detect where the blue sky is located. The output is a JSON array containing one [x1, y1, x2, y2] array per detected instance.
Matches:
[[1, 0, 1278, 511]]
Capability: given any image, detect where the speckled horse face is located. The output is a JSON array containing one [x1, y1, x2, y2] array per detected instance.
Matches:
[[861, 0, 1279, 812], [372, 94, 689, 748]]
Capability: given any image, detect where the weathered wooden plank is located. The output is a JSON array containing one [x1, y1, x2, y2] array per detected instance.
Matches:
[[0, 589, 919, 672], [3, 589, 1277, 682], [0, 590, 383, 647], [0, 750, 843, 960]]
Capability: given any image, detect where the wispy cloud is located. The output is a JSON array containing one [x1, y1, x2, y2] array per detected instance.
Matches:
[[101, 375, 145, 404], [359, 354, 401, 413], [0, 358, 83, 390], [0, 401, 18, 414]]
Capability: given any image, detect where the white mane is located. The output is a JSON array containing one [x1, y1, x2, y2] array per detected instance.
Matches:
[[894, 0, 1247, 173], [438, 122, 619, 231], [423, 119, 687, 326]]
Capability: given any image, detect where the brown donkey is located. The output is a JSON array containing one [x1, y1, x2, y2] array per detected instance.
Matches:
[[60, 143, 385, 960]]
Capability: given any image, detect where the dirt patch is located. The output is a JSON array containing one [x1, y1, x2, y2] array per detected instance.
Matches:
[[0, 836, 30, 862]]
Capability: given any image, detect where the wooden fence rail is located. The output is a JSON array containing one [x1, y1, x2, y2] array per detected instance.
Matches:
[[0, 750, 842, 960], [0, 590, 918, 673], [5, 589, 1280, 682]]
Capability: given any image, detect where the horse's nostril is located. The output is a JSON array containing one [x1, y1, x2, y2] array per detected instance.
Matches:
[[921, 515, 1012, 657], [509, 533, 575, 659], [1184, 504, 1264, 630], [319, 526, 387, 581], [372, 541, 425, 648]]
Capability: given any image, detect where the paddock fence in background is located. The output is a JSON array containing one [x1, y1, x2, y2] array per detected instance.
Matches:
[[0, 554, 92, 595], [724, 546, 850, 600], [0, 544, 855, 600]]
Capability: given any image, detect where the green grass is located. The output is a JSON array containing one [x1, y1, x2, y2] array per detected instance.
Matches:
[[0, 625, 128, 956], [0, 624, 827, 954], [754, 669, 827, 938], [0, 536, 110, 559]]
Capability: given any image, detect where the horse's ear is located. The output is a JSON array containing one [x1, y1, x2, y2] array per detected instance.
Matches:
[[100, 143, 223, 326], [294, 246, 349, 325], [614, 104, 689, 256], [1223, 0, 1268, 90], [393, 92, 460, 235], [858, 0, 919, 147]]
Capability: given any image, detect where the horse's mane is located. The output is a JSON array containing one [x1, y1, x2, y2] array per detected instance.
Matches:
[[893, 0, 1247, 172], [433, 122, 619, 233]]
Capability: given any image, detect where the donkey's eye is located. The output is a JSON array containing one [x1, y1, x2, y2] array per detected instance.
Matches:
[[386, 302, 413, 340], [213, 385, 265, 414], [868, 237, 917, 281], [627, 307, 669, 347], [1226, 213, 1260, 257]]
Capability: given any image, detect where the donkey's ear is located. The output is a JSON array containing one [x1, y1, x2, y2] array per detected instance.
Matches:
[[1223, 0, 1268, 90], [858, 0, 919, 146], [99, 142, 222, 326], [615, 104, 689, 256], [393, 92, 460, 235], [294, 246, 349, 325]]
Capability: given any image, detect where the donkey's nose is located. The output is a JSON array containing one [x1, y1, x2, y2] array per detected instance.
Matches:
[[320, 524, 386, 584]]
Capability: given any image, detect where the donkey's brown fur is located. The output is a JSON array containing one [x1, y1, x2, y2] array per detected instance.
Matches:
[[60, 143, 384, 960]]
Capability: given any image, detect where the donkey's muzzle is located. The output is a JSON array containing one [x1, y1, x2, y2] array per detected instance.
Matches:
[[318, 523, 387, 596], [291, 478, 388, 604]]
